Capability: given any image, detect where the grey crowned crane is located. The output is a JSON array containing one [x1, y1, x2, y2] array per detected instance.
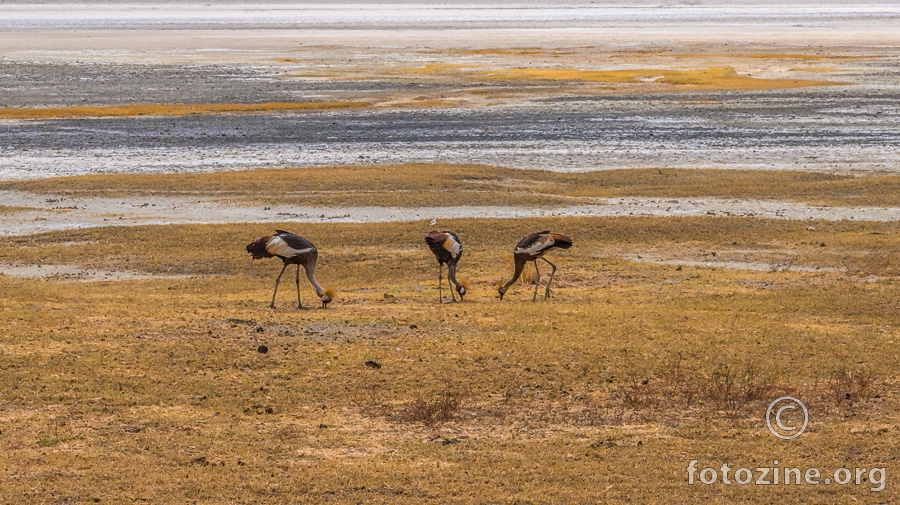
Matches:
[[424, 229, 468, 303], [498, 230, 573, 301], [246, 230, 334, 309]]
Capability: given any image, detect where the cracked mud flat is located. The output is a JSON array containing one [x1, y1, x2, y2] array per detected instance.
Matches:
[[3, 89, 899, 177]]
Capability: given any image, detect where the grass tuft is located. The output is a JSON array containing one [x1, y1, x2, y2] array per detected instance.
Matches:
[[395, 391, 464, 426], [38, 435, 78, 447]]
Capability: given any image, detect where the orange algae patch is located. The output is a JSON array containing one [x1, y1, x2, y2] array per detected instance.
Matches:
[[400, 63, 469, 74], [486, 66, 838, 89], [0, 101, 370, 120], [488, 67, 652, 83]]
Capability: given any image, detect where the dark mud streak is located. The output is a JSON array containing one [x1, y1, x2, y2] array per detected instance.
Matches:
[[0, 62, 429, 108], [3, 90, 898, 150]]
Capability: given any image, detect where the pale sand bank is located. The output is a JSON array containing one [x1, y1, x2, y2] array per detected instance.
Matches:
[[2, 190, 898, 236]]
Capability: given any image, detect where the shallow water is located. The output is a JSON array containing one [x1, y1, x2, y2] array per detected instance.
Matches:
[[0, 263, 185, 281], [3, 2, 899, 30]]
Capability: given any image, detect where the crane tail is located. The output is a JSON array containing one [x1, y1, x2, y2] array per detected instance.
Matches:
[[550, 233, 573, 249]]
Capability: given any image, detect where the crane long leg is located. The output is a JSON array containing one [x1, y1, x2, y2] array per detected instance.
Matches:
[[295, 264, 303, 309], [270, 263, 289, 309], [448, 263, 458, 303], [532, 261, 541, 302], [540, 257, 557, 299], [438, 263, 443, 304]]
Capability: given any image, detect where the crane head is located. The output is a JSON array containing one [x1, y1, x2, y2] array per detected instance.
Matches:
[[456, 276, 470, 301], [319, 287, 336, 308], [498, 285, 507, 300]]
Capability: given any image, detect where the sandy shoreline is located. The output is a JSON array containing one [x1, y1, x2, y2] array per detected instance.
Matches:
[[3, 1, 899, 55], [2, 189, 898, 236], [4, 26, 900, 58]]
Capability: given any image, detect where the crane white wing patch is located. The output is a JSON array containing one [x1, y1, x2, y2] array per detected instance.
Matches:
[[443, 237, 461, 258], [515, 235, 554, 255], [267, 236, 313, 257]]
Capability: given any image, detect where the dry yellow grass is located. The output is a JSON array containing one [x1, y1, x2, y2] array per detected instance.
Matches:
[[0, 101, 370, 120], [5, 163, 900, 208], [1, 213, 899, 502]]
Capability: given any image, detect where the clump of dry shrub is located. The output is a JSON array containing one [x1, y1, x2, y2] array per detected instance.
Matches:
[[613, 355, 773, 419], [359, 387, 465, 427], [817, 366, 876, 408], [395, 391, 463, 426], [607, 353, 880, 423]]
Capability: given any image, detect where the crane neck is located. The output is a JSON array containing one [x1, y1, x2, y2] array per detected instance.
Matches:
[[501, 257, 525, 292], [305, 262, 325, 295], [447, 260, 462, 289]]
